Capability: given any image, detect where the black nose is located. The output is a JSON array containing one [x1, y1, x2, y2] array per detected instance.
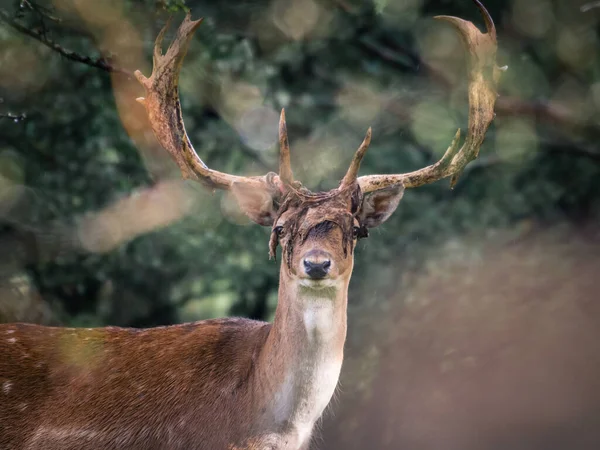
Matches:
[[303, 258, 331, 280]]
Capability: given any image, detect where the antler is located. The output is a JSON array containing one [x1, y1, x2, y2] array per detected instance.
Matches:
[[357, 0, 505, 193], [135, 2, 501, 200], [339, 128, 372, 190], [135, 13, 289, 193], [278, 109, 294, 185]]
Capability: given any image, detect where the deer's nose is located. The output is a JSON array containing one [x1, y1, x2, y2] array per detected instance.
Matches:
[[303, 251, 331, 279]]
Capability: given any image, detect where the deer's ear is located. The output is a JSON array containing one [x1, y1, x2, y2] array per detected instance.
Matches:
[[358, 184, 405, 228], [230, 182, 278, 226]]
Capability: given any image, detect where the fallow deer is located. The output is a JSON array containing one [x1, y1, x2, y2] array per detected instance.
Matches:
[[0, 1, 503, 448]]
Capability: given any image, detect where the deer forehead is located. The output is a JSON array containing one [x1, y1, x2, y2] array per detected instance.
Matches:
[[279, 208, 354, 232]]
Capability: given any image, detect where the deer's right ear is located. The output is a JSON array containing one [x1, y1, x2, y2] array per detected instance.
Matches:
[[231, 182, 278, 226]]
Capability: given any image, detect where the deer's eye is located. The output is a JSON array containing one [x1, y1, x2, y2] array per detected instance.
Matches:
[[274, 226, 284, 237], [353, 226, 360, 239]]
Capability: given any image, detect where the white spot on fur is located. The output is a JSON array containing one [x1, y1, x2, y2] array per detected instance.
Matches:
[[302, 358, 342, 422], [29, 426, 102, 445], [6, 329, 15, 334], [3, 381, 12, 394], [291, 422, 313, 448], [7, 337, 16, 343], [273, 371, 295, 423], [303, 304, 335, 343]]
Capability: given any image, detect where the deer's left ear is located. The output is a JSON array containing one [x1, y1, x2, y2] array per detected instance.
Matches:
[[357, 184, 405, 228], [231, 182, 278, 226]]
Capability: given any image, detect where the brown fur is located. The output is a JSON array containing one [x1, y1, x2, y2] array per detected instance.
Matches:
[[0, 183, 400, 450], [0, 320, 271, 449]]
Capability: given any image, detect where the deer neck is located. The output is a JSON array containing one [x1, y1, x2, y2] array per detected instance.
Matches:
[[256, 270, 349, 437]]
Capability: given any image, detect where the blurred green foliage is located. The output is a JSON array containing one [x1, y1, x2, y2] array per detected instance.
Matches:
[[0, 0, 598, 328]]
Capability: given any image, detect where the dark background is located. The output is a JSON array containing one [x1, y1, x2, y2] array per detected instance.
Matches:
[[1, 0, 600, 448]]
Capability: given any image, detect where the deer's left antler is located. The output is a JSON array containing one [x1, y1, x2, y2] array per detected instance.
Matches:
[[356, 0, 506, 192]]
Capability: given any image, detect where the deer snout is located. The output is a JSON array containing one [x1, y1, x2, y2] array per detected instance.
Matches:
[[303, 250, 332, 279]]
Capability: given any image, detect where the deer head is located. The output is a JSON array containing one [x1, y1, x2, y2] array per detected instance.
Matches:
[[262, 123, 404, 293], [134, 0, 501, 298]]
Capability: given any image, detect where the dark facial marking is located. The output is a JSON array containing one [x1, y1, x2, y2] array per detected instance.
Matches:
[[306, 221, 335, 239]]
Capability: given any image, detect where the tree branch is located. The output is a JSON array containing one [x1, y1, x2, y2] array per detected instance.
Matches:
[[0, 112, 27, 122], [0, 8, 134, 77], [581, 1, 600, 12], [18, 0, 62, 24]]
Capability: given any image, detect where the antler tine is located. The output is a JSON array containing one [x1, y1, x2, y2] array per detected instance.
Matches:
[[152, 16, 172, 73], [473, 0, 496, 42], [339, 127, 371, 189], [357, 1, 504, 193], [278, 109, 294, 185], [135, 13, 274, 192]]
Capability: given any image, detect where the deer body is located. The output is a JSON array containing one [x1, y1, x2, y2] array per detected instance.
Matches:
[[0, 269, 348, 450], [1, 319, 267, 449], [0, 1, 501, 448]]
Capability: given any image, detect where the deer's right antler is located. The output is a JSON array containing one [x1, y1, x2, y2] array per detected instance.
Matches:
[[135, 14, 291, 194]]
